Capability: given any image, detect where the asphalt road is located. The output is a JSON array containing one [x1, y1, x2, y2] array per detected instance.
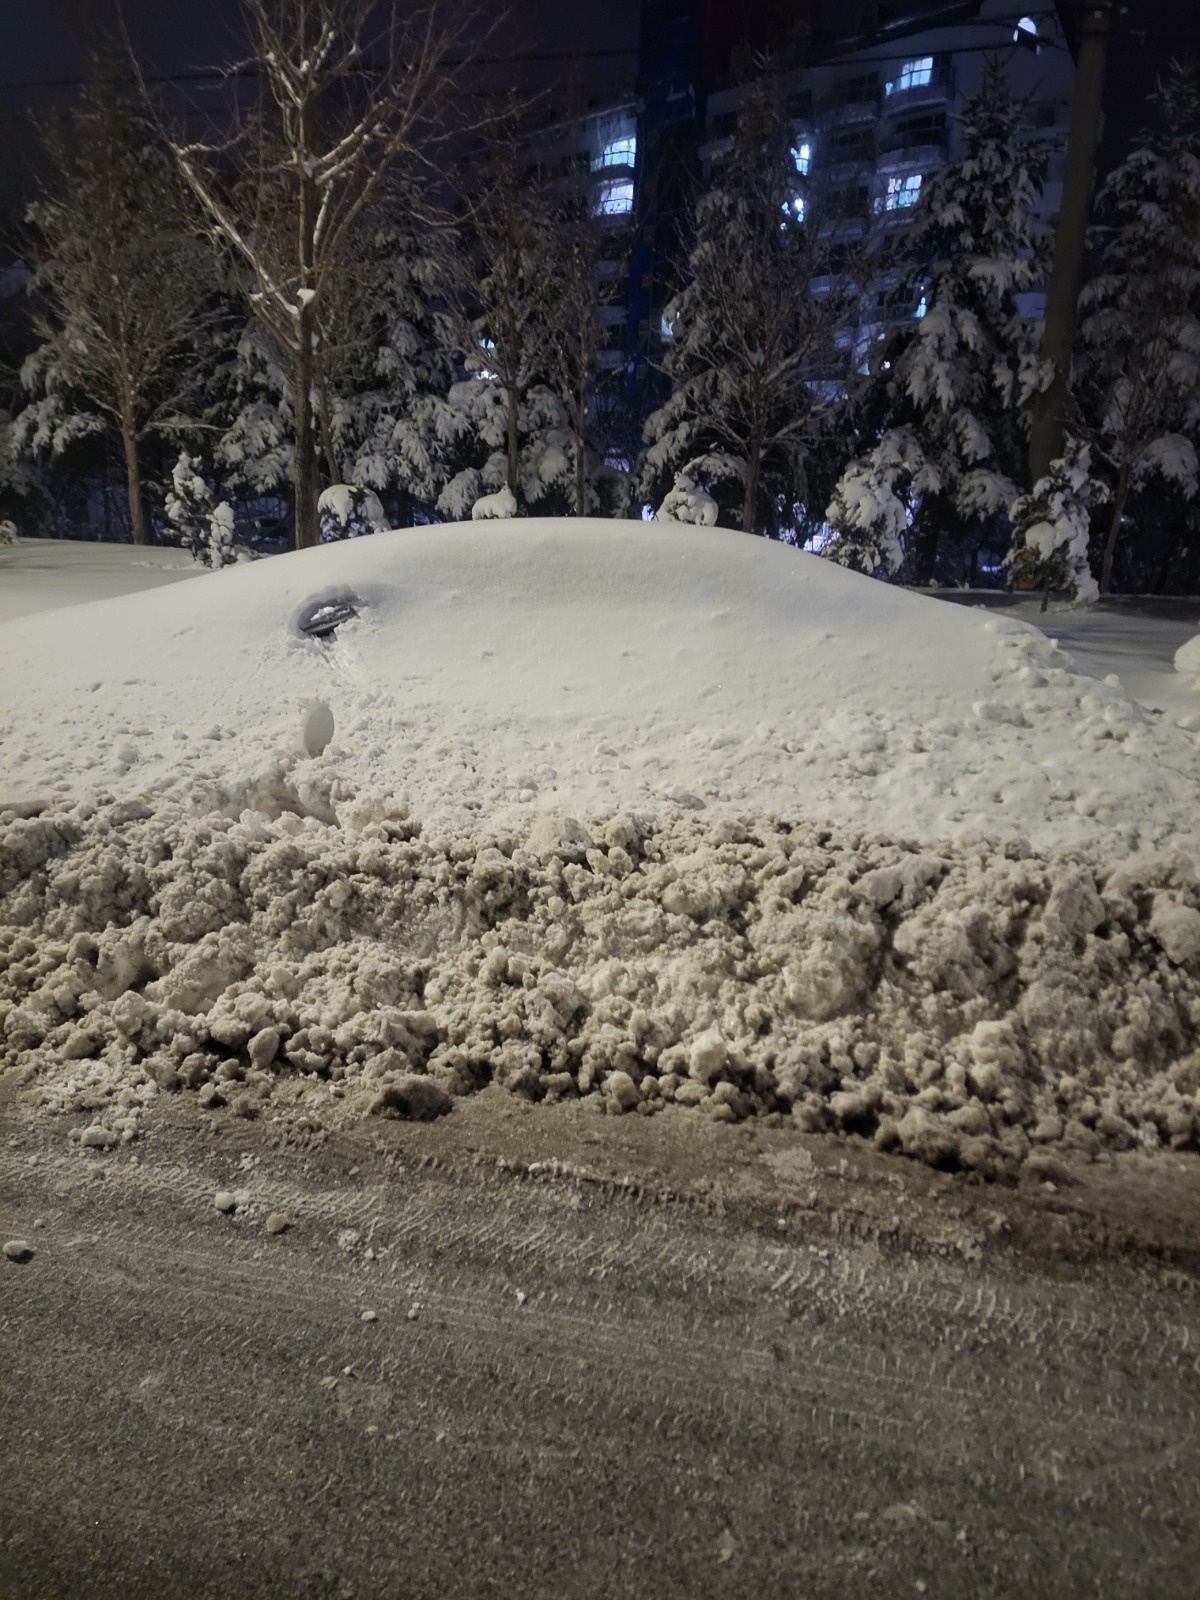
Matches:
[[3, 1093, 1198, 1600]]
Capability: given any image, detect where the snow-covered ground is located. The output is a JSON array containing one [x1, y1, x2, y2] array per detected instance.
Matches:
[[1008, 598, 1200, 724], [0, 537, 197, 624], [3, 521, 1198, 855], [2, 522, 1199, 1174]]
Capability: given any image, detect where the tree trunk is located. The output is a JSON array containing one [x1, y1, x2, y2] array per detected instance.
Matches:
[[1098, 462, 1132, 595], [293, 96, 320, 552], [119, 409, 150, 546], [574, 384, 587, 518], [294, 322, 320, 550], [316, 362, 342, 487], [741, 436, 761, 535], [911, 503, 942, 586], [316, 366, 340, 486], [506, 385, 519, 501]]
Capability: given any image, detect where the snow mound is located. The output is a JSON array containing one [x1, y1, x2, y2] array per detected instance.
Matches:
[[3, 798, 1197, 1173], [1, 518, 1196, 861], [1175, 633, 1200, 678], [3, 521, 1199, 1176]]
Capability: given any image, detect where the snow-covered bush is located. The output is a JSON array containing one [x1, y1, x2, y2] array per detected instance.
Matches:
[[823, 444, 909, 577], [165, 452, 238, 569], [436, 380, 573, 520], [657, 472, 717, 527], [1007, 441, 1104, 603], [0, 518, 16, 546], [318, 484, 387, 542], [471, 485, 517, 520]]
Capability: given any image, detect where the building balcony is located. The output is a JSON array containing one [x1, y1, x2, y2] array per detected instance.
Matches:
[[876, 133, 948, 172], [818, 80, 881, 124]]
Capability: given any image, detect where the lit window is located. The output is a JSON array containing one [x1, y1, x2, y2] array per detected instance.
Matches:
[[475, 338, 497, 380], [593, 134, 637, 170], [879, 173, 923, 211], [780, 195, 806, 223], [659, 312, 673, 341], [595, 178, 634, 215], [1014, 15, 1039, 44], [885, 56, 933, 96], [914, 292, 927, 318], [791, 140, 812, 175]]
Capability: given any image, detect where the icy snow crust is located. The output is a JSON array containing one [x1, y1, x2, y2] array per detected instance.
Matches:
[[2, 520, 1199, 1172]]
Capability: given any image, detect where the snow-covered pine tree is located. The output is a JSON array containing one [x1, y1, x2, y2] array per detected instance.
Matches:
[[1075, 62, 1200, 593], [16, 78, 220, 544], [825, 62, 1048, 583], [165, 452, 238, 568], [312, 204, 462, 524], [214, 326, 295, 499], [438, 131, 574, 519], [541, 185, 628, 517], [318, 483, 386, 541], [637, 61, 840, 535], [1006, 439, 1105, 606]]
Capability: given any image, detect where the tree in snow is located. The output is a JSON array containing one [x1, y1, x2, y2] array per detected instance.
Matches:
[[164, 451, 239, 567], [825, 63, 1049, 583], [657, 472, 718, 526], [1006, 438, 1106, 606], [439, 128, 575, 519], [214, 324, 296, 499], [16, 79, 220, 545], [318, 483, 387, 541], [163, 0, 474, 550], [822, 440, 908, 578], [637, 63, 844, 536], [307, 198, 464, 523], [1074, 62, 1200, 594], [541, 187, 629, 518]]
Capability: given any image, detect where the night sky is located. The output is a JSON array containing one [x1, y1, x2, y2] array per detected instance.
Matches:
[[1, 0, 1197, 226], [0, 0, 642, 219]]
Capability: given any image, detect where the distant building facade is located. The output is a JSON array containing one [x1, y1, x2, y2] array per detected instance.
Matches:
[[539, 0, 1075, 402]]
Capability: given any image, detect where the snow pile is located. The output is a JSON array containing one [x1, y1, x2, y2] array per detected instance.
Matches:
[[1176, 633, 1200, 679], [2, 798, 1197, 1172], [2, 519, 1197, 859], [471, 484, 517, 521], [2, 519, 1199, 1175]]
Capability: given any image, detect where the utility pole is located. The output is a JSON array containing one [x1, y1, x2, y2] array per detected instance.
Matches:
[[1027, 1, 1113, 487]]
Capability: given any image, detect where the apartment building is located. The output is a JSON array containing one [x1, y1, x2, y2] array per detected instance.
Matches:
[[623, 0, 1074, 393]]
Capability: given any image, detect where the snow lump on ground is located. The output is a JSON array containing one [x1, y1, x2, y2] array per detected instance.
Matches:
[[2, 519, 1198, 1176]]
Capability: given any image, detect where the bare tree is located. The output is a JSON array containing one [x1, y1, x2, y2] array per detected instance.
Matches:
[[22, 81, 219, 545], [162, 0, 475, 550]]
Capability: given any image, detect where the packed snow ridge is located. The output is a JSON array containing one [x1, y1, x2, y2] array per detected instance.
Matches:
[[2, 520, 1198, 1175]]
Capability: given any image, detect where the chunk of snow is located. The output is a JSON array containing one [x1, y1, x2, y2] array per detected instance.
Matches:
[[1174, 634, 1200, 678], [471, 485, 517, 521]]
